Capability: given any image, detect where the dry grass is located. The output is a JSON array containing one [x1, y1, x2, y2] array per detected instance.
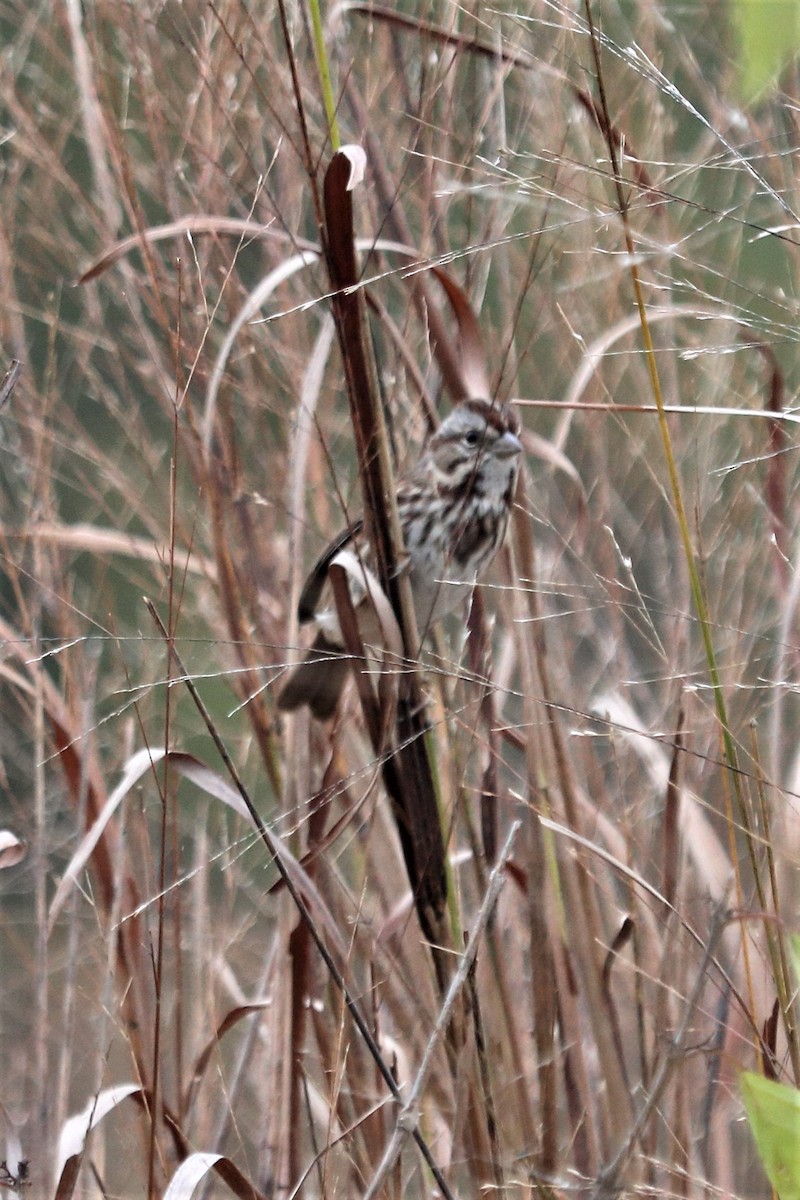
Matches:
[[1, 1, 799, 1197]]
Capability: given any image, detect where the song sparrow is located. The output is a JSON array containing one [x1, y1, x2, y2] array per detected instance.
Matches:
[[278, 398, 523, 719]]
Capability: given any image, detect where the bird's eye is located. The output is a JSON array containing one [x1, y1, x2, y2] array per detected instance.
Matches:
[[464, 429, 481, 447]]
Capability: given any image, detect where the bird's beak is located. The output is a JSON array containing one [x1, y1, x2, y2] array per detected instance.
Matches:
[[497, 430, 523, 459]]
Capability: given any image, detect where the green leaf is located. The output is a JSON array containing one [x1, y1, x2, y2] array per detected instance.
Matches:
[[789, 933, 800, 988], [741, 1072, 800, 1199], [732, 0, 800, 101]]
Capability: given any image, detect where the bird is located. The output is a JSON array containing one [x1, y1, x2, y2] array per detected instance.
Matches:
[[277, 397, 523, 719]]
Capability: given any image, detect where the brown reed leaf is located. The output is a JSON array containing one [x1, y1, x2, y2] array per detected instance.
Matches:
[[323, 148, 449, 952], [183, 1004, 272, 1116]]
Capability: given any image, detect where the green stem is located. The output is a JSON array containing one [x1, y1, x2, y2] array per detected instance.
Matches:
[[307, 0, 340, 151]]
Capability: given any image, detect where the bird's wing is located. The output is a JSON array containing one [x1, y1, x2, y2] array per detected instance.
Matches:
[[297, 519, 365, 623]]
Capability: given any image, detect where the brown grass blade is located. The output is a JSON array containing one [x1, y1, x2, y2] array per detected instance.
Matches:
[[336, 3, 535, 68], [77, 217, 308, 284], [183, 1004, 272, 1116], [662, 703, 685, 910], [323, 149, 449, 956], [747, 335, 788, 585]]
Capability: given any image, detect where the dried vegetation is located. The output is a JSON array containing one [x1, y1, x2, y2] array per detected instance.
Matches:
[[0, 2, 799, 1197]]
